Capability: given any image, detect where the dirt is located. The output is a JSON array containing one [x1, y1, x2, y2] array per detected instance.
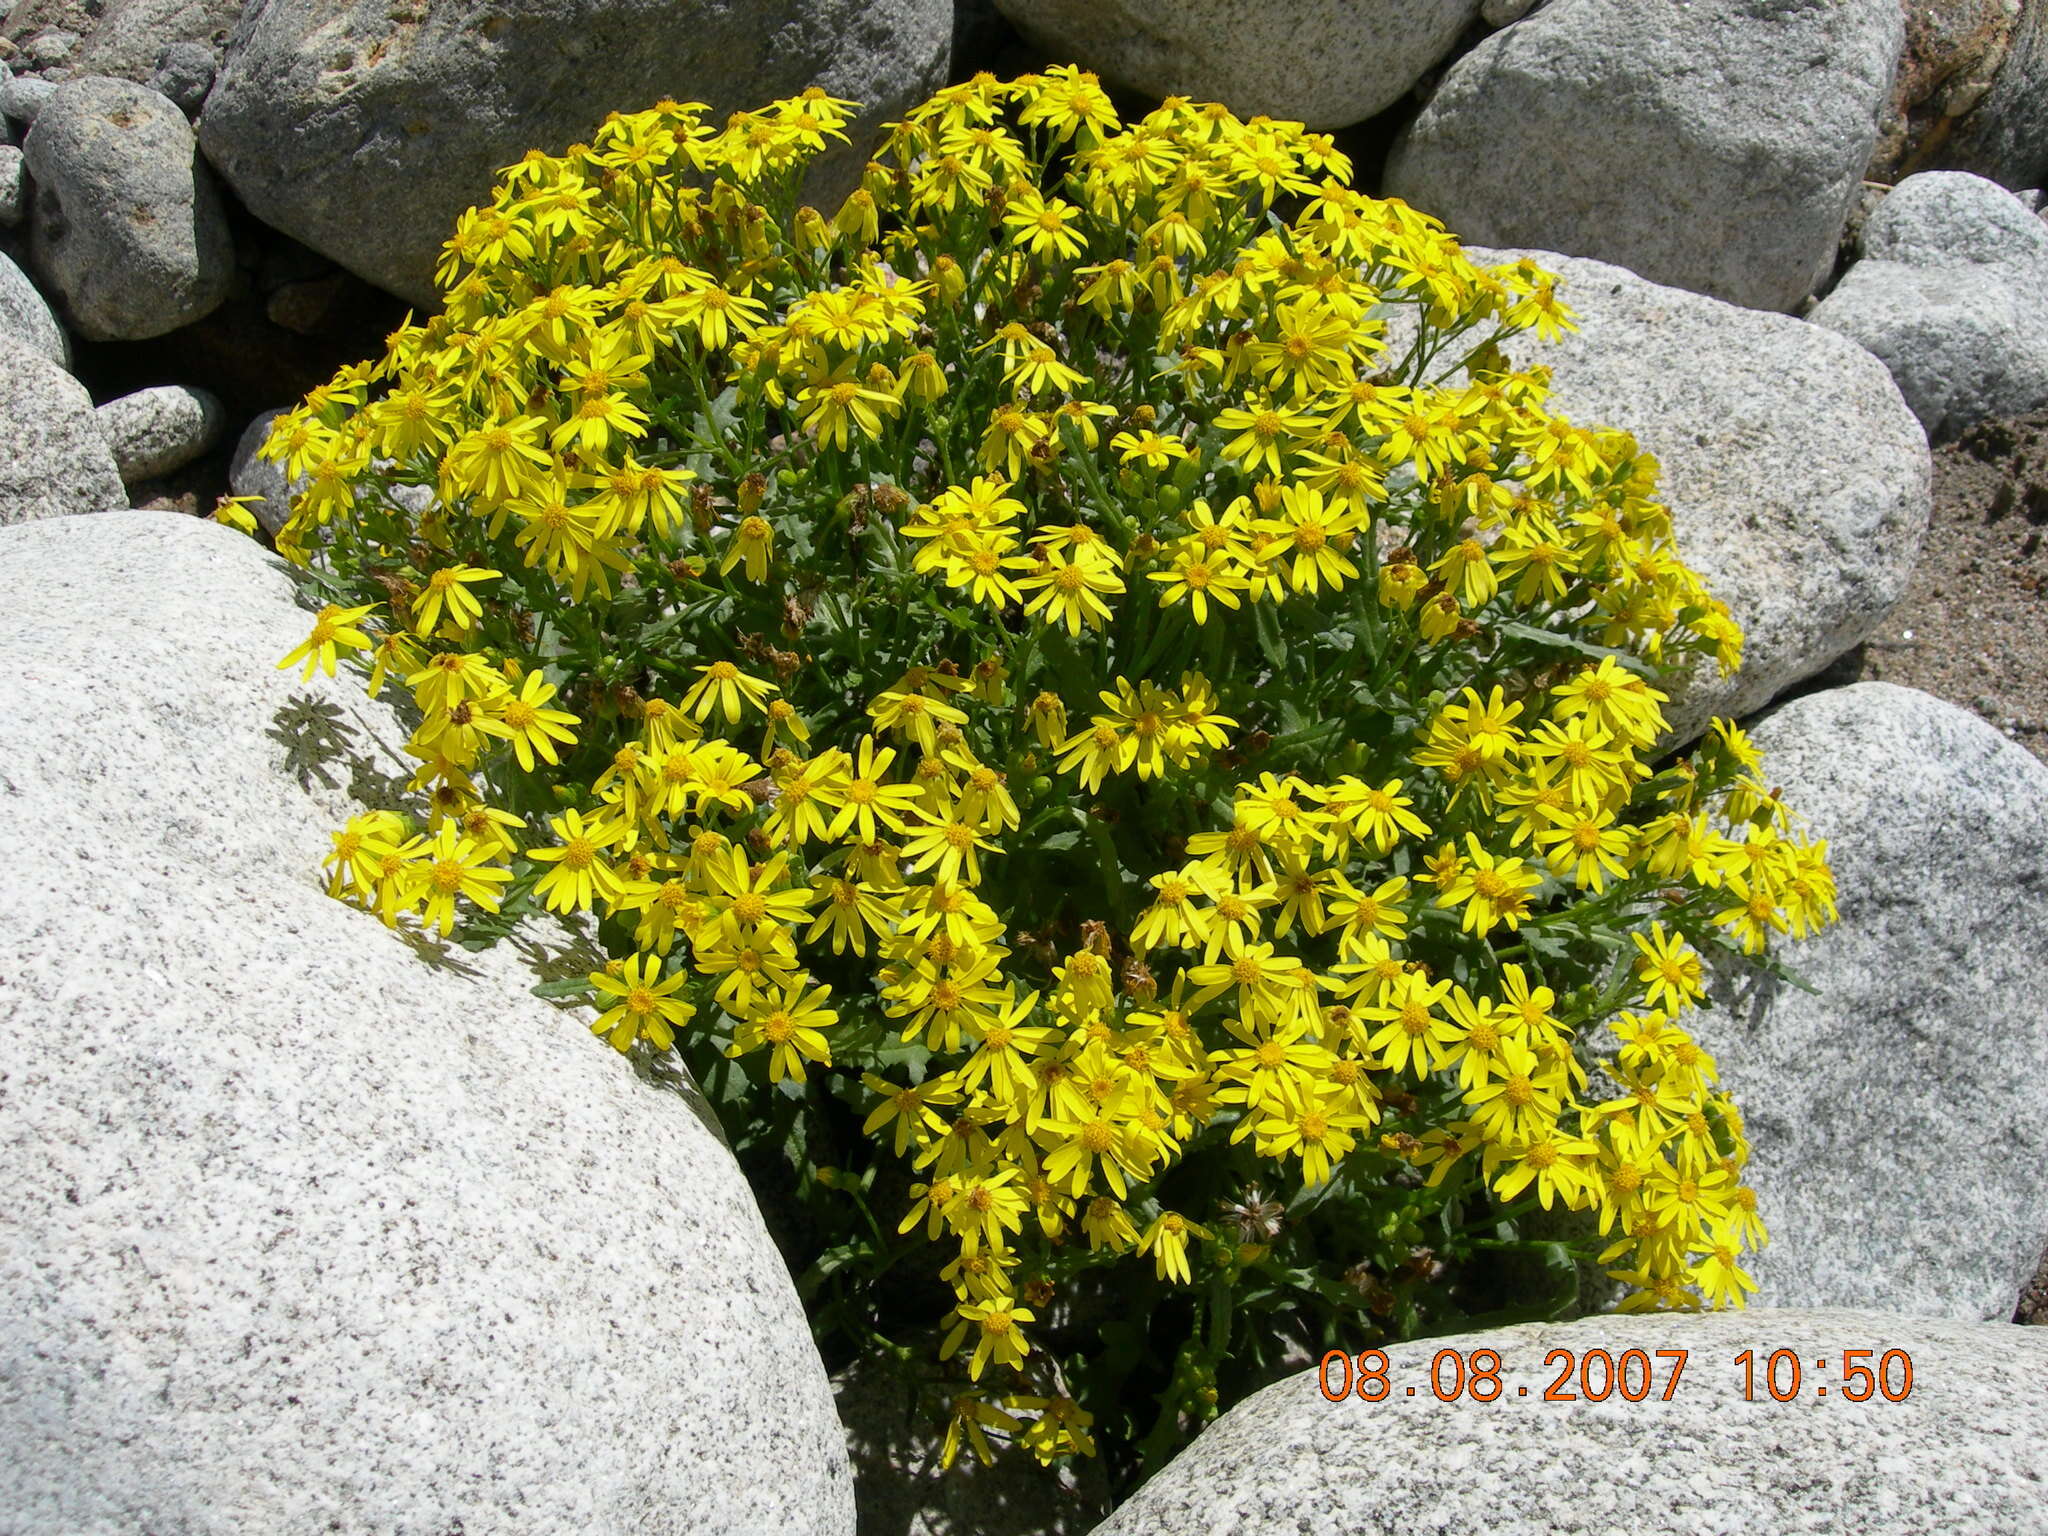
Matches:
[[1826, 408, 2048, 767]]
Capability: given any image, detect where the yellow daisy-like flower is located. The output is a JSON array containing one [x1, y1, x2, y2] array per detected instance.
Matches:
[[680, 659, 778, 723], [277, 601, 377, 680], [589, 951, 696, 1053]]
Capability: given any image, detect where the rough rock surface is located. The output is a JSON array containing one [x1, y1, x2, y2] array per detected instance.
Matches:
[[1466, 246, 1932, 739], [0, 71, 55, 125], [1095, 1310, 2048, 1535], [0, 510, 858, 1535], [1915, 0, 2048, 191], [992, 0, 1482, 130], [96, 382, 224, 481], [1811, 172, 2048, 441], [149, 39, 217, 114], [0, 248, 67, 365], [1386, 0, 1904, 311], [1861, 166, 2048, 267], [2, 0, 241, 84], [0, 142, 23, 224], [1867, 0, 2024, 186], [198, 0, 953, 306], [0, 334, 124, 522], [1699, 683, 2048, 1321], [22, 75, 233, 339]]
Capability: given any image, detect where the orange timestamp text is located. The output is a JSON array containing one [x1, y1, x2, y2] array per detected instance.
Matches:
[[1318, 1347, 1917, 1405]]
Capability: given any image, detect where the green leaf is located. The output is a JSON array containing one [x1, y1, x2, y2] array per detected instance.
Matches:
[[531, 976, 592, 1001], [1253, 601, 1288, 673], [1492, 620, 1655, 676]]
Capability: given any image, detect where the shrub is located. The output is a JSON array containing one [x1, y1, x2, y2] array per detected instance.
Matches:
[[265, 68, 1835, 1481]]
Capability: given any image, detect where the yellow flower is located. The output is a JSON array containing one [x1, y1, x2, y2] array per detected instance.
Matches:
[[409, 563, 501, 637], [528, 806, 626, 913], [475, 669, 580, 772], [1433, 834, 1541, 936], [1017, 547, 1125, 635], [681, 659, 777, 723], [729, 979, 838, 1082], [589, 951, 696, 1052], [277, 602, 377, 680], [1136, 1210, 1211, 1282]]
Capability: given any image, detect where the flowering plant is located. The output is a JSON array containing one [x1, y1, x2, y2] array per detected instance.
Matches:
[[268, 67, 1834, 1482]]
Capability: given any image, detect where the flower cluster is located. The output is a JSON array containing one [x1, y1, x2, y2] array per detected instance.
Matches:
[[266, 68, 1833, 1478]]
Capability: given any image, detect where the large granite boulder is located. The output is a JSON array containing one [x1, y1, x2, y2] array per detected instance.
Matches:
[[1810, 171, 2048, 441], [197, 0, 953, 306], [1387, 0, 1905, 311], [0, 333, 125, 523], [991, 0, 1483, 130], [1095, 1309, 2048, 1534], [0, 510, 857, 1534], [1467, 246, 1932, 740], [1699, 682, 2048, 1322], [22, 74, 233, 339]]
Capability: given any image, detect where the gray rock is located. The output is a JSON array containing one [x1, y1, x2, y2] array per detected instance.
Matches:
[[1095, 1309, 2048, 1535], [0, 249, 65, 367], [24, 29, 78, 69], [96, 382, 224, 481], [22, 75, 232, 340], [1387, 0, 1904, 312], [992, 0, 1482, 130], [198, 0, 954, 307], [1862, 167, 2048, 267], [148, 39, 215, 114], [1810, 261, 2048, 441], [0, 333, 124, 522], [1466, 246, 1932, 740], [0, 142, 23, 224], [229, 405, 298, 535], [1480, 0, 1542, 24], [1, 72, 56, 124], [0, 508, 859, 1536], [1810, 172, 2048, 440], [4, 0, 242, 84], [1699, 683, 2048, 1322]]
